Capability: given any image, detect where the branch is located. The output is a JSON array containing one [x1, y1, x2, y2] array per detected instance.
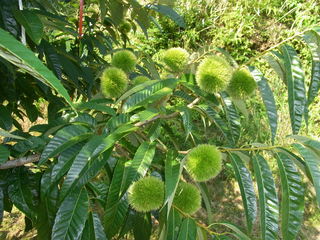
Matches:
[[134, 97, 200, 127], [0, 154, 40, 170]]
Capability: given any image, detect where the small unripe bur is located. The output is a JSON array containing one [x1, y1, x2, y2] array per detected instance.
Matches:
[[186, 144, 222, 182], [128, 176, 164, 212], [227, 68, 257, 98], [162, 48, 189, 73], [132, 76, 150, 85], [111, 50, 137, 73], [195, 56, 233, 93], [119, 20, 131, 33], [100, 67, 128, 98], [173, 182, 201, 214]]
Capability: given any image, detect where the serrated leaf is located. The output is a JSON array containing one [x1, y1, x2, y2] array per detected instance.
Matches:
[[51, 188, 89, 240], [213, 222, 251, 240], [220, 92, 241, 144], [165, 151, 183, 217], [75, 101, 116, 116], [122, 78, 177, 112], [274, 152, 305, 240], [229, 153, 257, 233], [121, 141, 156, 195], [179, 107, 192, 139], [14, 9, 44, 44], [104, 159, 129, 238], [40, 125, 91, 165], [249, 66, 278, 144], [0, 129, 25, 140], [0, 105, 12, 131], [195, 104, 233, 144], [146, 4, 185, 28], [303, 29, 320, 107], [8, 168, 38, 221], [252, 154, 279, 240], [280, 44, 306, 134], [177, 218, 197, 240], [293, 143, 320, 207], [0, 28, 74, 109]]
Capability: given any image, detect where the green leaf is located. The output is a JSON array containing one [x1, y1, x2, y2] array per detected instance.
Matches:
[[0, 106, 12, 131], [52, 188, 89, 240], [252, 154, 279, 240], [164, 151, 183, 217], [104, 159, 129, 239], [133, 213, 152, 240], [40, 125, 91, 165], [249, 66, 278, 144], [229, 153, 257, 233], [14, 9, 44, 45], [147, 4, 186, 28], [121, 141, 156, 195], [0, 145, 9, 164], [213, 222, 251, 240], [75, 101, 116, 116], [50, 142, 85, 187], [274, 152, 305, 240], [303, 29, 320, 107], [177, 218, 197, 240], [165, 208, 182, 240], [0, 129, 25, 140], [8, 168, 37, 221], [122, 78, 177, 113], [293, 143, 320, 207], [0, 28, 74, 109], [179, 107, 192, 139], [220, 91, 241, 144], [195, 104, 233, 144], [280, 44, 306, 134], [92, 213, 107, 240]]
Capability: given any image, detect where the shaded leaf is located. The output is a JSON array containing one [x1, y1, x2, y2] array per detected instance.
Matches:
[[275, 152, 305, 240], [252, 154, 279, 240]]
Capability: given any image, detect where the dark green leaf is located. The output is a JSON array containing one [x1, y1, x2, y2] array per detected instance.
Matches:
[[104, 159, 129, 238], [0, 28, 74, 109], [14, 9, 44, 45], [177, 218, 197, 240], [121, 141, 156, 195], [0, 105, 12, 131], [0, 145, 9, 164], [133, 213, 152, 240], [51, 188, 89, 240], [220, 92, 241, 144], [147, 4, 186, 28], [213, 222, 251, 240], [249, 66, 278, 144], [39, 125, 91, 165], [293, 143, 320, 207], [229, 153, 257, 233], [280, 44, 306, 134], [252, 154, 279, 240], [275, 152, 305, 240], [303, 29, 320, 107]]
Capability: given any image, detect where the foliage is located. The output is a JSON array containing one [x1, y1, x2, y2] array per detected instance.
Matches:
[[0, 0, 320, 239]]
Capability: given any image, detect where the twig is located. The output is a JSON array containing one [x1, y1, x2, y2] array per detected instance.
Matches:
[[0, 154, 40, 170]]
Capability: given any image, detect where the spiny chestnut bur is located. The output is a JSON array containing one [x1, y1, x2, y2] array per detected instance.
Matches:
[[132, 75, 150, 85], [186, 144, 222, 182], [162, 47, 189, 73], [128, 176, 165, 212], [195, 55, 233, 93], [227, 68, 257, 98], [119, 20, 132, 33], [111, 50, 137, 73], [100, 67, 128, 98], [173, 182, 201, 215]]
